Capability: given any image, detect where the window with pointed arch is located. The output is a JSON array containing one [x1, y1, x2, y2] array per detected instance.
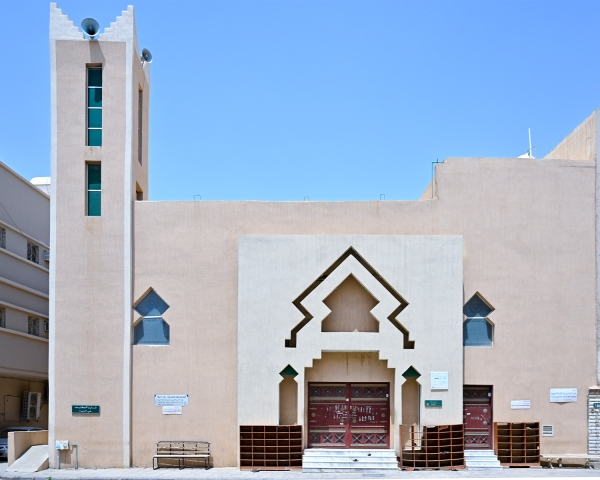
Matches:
[[133, 289, 170, 345], [463, 293, 494, 347]]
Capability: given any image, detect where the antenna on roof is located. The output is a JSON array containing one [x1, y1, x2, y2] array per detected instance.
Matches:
[[518, 128, 536, 158], [81, 18, 100, 40]]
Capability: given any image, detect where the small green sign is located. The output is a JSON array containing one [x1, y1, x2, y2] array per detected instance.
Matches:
[[425, 400, 442, 407], [594, 403, 600, 408], [72, 405, 100, 415]]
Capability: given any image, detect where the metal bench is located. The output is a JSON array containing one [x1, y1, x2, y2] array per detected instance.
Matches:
[[153, 440, 210, 470]]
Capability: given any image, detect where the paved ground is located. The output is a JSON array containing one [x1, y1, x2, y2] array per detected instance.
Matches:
[[1, 462, 599, 480]]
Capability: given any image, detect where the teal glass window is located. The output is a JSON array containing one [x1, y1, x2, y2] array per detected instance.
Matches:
[[463, 293, 494, 347], [133, 289, 170, 345], [87, 164, 101, 216], [87, 67, 102, 146]]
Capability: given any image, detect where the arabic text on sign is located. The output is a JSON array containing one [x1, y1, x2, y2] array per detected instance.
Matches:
[[154, 394, 189, 406]]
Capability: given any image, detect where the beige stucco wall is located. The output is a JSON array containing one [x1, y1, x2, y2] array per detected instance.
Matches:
[[50, 4, 150, 468], [49, 4, 596, 469], [545, 110, 597, 160], [237, 235, 463, 453], [127, 156, 595, 466]]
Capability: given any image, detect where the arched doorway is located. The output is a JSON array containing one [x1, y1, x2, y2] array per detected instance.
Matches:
[[304, 352, 394, 449]]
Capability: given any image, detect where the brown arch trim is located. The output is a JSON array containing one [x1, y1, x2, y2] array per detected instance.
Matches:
[[284, 247, 413, 349]]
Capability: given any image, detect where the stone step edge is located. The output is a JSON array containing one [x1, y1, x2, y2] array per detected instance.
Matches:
[[303, 456, 397, 459], [303, 454, 397, 458], [303, 467, 399, 472], [467, 467, 505, 471], [302, 462, 399, 466]]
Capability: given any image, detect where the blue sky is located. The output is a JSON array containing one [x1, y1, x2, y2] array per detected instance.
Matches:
[[1, 0, 599, 201]]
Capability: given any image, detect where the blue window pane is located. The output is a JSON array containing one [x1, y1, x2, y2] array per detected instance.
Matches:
[[87, 191, 101, 216], [88, 129, 102, 146], [88, 68, 102, 87], [88, 88, 102, 107], [133, 317, 170, 345], [88, 109, 102, 128], [464, 294, 493, 318], [463, 318, 493, 346], [134, 289, 169, 317], [87, 164, 101, 190]]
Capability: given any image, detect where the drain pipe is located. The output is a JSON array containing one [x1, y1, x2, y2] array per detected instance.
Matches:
[[71, 444, 79, 469]]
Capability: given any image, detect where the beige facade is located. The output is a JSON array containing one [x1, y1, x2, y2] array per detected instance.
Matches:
[[0, 161, 50, 432], [50, 2, 598, 470]]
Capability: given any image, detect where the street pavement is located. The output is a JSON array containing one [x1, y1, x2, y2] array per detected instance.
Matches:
[[1, 462, 600, 480]]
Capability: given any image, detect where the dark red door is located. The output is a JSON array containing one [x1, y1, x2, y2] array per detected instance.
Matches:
[[463, 386, 493, 449], [307, 383, 390, 448]]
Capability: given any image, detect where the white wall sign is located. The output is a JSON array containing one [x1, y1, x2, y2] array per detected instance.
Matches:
[[431, 372, 448, 390], [162, 406, 182, 415], [154, 394, 188, 406], [511, 400, 531, 409], [550, 388, 577, 403]]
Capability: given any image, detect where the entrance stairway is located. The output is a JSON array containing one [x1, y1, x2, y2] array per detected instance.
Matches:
[[465, 449, 503, 470], [302, 448, 399, 473]]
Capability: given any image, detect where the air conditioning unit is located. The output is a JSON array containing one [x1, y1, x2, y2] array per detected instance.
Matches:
[[21, 392, 41, 421], [44, 321, 49, 332], [43, 250, 50, 261], [542, 425, 554, 437]]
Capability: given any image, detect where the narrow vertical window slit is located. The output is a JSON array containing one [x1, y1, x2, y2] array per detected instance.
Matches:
[[87, 164, 101, 216], [87, 67, 102, 146]]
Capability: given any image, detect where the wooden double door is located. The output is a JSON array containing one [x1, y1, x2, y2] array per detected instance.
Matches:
[[463, 385, 493, 449], [307, 383, 390, 448]]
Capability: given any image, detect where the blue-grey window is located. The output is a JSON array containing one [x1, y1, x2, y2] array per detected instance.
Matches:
[[87, 67, 102, 146], [133, 289, 170, 345], [87, 164, 101, 216], [463, 293, 494, 346]]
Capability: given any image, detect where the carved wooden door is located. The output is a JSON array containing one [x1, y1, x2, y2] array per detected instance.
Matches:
[[307, 383, 390, 448], [463, 386, 493, 449]]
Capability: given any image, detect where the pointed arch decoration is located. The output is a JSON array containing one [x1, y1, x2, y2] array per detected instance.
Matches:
[[285, 247, 413, 349]]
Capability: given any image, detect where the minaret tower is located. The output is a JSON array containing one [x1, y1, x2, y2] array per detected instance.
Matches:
[[49, 3, 150, 467]]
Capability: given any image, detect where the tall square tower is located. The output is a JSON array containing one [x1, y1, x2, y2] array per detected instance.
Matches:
[[49, 3, 149, 467]]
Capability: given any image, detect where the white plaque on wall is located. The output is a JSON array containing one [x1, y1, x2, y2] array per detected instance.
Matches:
[[155, 394, 189, 406], [511, 400, 531, 409], [549, 388, 577, 403], [431, 372, 448, 390], [162, 406, 182, 415]]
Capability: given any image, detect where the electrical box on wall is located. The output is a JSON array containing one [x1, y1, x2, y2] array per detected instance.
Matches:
[[55, 440, 69, 450]]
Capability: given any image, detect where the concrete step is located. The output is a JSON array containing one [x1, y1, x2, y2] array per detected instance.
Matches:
[[465, 449, 496, 456], [467, 467, 504, 471], [464, 449, 504, 471], [466, 460, 502, 466], [303, 448, 396, 457], [302, 449, 398, 473], [303, 459, 398, 464], [303, 468, 399, 473], [303, 462, 398, 468]]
